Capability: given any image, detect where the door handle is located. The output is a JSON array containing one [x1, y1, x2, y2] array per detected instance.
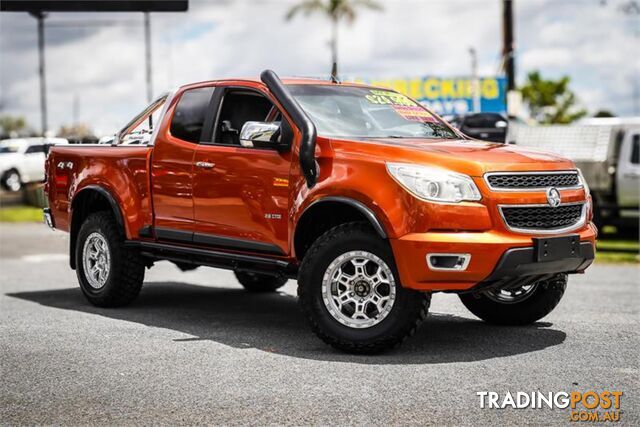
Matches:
[[195, 161, 215, 169]]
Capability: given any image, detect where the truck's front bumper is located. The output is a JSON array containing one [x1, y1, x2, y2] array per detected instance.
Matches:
[[390, 222, 597, 292]]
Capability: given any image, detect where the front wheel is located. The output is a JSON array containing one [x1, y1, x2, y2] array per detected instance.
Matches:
[[298, 222, 430, 354], [459, 274, 567, 325]]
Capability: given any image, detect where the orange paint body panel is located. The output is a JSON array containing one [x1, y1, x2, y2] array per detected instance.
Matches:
[[46, 145, 153, 239], [45, 77, 596, 292], [391, 225, 597, 291]]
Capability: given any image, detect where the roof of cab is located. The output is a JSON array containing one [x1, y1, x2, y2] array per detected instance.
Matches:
[[178, 77, 378, 90]]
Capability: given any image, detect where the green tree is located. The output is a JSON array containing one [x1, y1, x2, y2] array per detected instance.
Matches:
[[0, 115, 28, 138], [286, 0, 382, 79], [520, 71, 587, 124], [57, 123, 94, 139]]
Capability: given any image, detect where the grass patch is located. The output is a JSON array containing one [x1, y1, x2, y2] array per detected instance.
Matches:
[[0, 206, 43, 223], [595, 251, 639, 264], [596, 233, 639, 263], [597, 239, 639, 252]]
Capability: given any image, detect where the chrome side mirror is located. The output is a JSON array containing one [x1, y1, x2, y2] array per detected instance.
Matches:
[[239, 121, 291, 151], [239, 121, 279, 147]]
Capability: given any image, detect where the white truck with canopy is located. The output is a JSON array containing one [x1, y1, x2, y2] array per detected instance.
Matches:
[[507, 118, 639, 232]]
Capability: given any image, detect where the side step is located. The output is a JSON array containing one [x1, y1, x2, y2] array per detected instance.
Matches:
[[126, 241, 298, 279]]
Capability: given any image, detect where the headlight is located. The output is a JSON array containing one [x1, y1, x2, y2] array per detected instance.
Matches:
[[386, 163, 481, 203], [577, 168, 590, 197]]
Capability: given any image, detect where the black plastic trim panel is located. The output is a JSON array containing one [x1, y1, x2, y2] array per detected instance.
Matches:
[[193, 232, 284, 255], [138, 225, 153, 238], [128, 241, 296, 278], [304, 196, 388, 239], [154, 227, 284, 255], [155, 227, 192, 242], [467, 242, 595, 293]]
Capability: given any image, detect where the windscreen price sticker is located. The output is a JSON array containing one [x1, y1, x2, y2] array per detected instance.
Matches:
[[392, 105, 437, 122], [366, 90, 437, 122], [365, 90, 417, 106]]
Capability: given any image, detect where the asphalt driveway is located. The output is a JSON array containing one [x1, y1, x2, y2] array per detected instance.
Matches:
[[1, 223, 638, 425]]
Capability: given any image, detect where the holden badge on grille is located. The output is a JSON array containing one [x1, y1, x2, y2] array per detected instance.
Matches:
[[546, 187, 561, 208]]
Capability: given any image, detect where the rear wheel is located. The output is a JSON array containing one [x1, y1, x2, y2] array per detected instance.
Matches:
[[234, 271, 287, 292], [459, 274, 567, 325], [1, 169, 21, 192], [298, 222, 430, 354], [75, 211, 145, 307]]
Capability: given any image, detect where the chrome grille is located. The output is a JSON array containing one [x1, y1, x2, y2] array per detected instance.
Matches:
[[500, 203, 585, 233], [486, 172, 580, 190]]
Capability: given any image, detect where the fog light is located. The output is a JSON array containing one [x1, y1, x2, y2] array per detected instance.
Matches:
[[427, 253, 471, 271]]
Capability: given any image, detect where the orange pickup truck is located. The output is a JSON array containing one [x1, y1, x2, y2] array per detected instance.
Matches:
[[45, 70, 596, 353]]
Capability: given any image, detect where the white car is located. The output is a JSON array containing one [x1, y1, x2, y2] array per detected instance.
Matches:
[[0, 137, 68, 191]]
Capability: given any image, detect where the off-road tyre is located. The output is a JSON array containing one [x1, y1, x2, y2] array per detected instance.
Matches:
[[298, 222, 431, 354], [459, 275, 567, 325], [234, 271, 287, 292], [75, 211, 145, 307]]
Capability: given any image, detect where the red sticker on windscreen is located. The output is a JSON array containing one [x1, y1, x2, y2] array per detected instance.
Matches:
[[392, 105, 437, 122]]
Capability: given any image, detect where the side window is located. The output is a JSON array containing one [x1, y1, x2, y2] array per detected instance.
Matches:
[[215, 90, 275, 146], [631, 134, 639, 165], [170, 87, 215, 143], [25, 145, 45, 154]]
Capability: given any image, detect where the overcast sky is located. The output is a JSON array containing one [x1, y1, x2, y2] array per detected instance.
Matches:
[[0, 0, 638, 135]]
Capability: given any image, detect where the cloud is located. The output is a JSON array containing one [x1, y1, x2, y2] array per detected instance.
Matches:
[[0, 0, 636, 134]]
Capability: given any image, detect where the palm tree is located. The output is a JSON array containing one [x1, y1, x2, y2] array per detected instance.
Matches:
[[286, 0, 382, 80]]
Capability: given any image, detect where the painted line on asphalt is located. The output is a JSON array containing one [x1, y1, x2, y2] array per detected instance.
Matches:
[[21, 254, 69, 263]]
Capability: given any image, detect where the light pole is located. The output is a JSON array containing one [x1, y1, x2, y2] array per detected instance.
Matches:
[[469, 47, 480, 113], [502, 0, 515, 92], [1, 1, 187, 134], [144, 11, 153, 103], [24, 13, 153, 135], [29, 11, 48, 135]]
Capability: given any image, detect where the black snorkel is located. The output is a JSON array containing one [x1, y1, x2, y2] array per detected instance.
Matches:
[[260, 69, 318, 188]]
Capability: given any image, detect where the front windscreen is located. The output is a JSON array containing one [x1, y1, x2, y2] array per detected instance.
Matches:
[[287, 85, 458, 139]]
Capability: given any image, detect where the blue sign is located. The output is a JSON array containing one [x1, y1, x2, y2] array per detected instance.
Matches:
[[351, 76, 507, 116]]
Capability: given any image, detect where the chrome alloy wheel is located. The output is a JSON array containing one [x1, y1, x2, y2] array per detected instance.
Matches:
[[321, 251, 396, 329], [484, 283, 538, 304], [82, 232, 111, 289]]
